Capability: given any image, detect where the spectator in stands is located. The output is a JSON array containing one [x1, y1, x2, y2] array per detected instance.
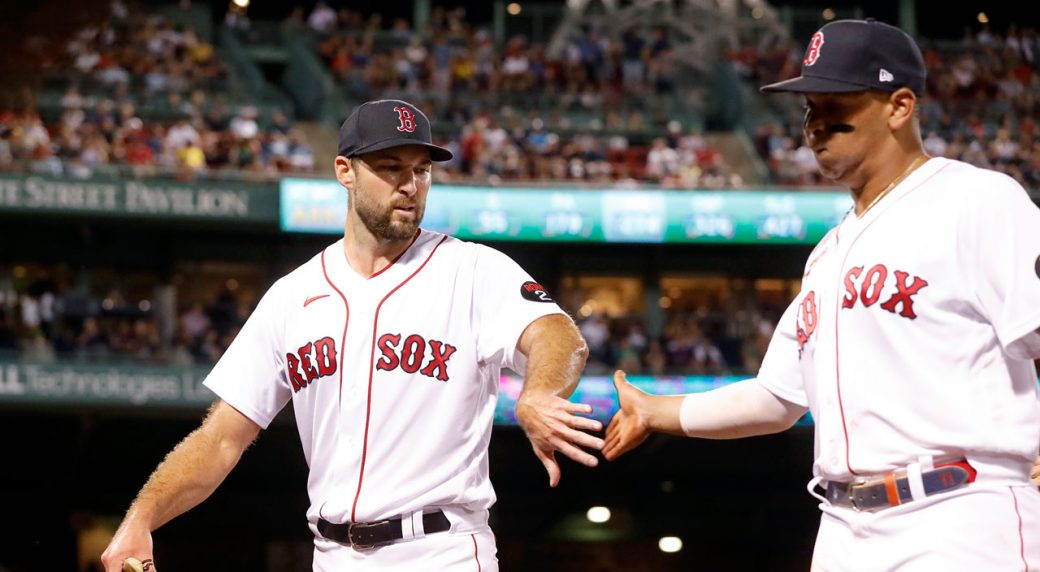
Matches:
[[309, 2, 338, 35], [621, 29, 647, 93], [646, 137, 679, 181]]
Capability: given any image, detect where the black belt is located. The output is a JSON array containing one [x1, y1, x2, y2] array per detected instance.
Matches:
[[825, 459, 976, 512], [317, 510, 451, 550]]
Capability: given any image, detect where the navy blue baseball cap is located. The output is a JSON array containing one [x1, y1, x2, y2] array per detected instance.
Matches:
[[337, 99, 453, 161], [761, 19, 926, 97]]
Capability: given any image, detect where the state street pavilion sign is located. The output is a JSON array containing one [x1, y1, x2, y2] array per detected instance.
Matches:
[[0, 174, 279, 223]]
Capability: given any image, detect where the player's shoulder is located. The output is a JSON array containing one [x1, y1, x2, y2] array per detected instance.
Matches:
[[417, 229, 508, 262], [929, 157, 1028, 202], [268, 240, 341, 296]]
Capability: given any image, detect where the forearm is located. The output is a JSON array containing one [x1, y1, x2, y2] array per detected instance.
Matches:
[[518, 314, 588, 398], [677, 379, 806, 439], [123, 402, 257, 531]]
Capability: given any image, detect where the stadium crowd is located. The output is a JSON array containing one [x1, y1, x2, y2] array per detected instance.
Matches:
[[0, 1, 314, 179], [0, 92, 315, 179], [0, 265, 776, 376], [0, 269, 251, 367], [303, 3, 743, 186]]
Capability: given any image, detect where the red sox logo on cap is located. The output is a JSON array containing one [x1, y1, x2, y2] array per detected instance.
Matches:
[[804, 32, 825, 66], [394, 106, 417, 132]]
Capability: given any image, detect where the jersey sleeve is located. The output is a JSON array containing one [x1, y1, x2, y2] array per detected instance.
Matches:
[[471, 245, 568, 373], [203, 279, 293, 429], [754, 297, 809, 407], [960, 174, 1040, 360]]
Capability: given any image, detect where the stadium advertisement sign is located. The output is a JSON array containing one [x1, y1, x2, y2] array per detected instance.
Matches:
[[3, 360, 1035, 424], [0, 362, 215, 407], [0, 174, 279, 222], [0, 360, 740, 424], [280, 178, 854, 244]]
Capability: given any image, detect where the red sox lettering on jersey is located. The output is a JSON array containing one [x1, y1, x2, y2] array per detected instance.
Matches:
[[841, 264, 929, 319], [285, 333, 459, 390], [795, 291, 817, 356], [287, 336, 338, 392], [376, 333, 457, 382]]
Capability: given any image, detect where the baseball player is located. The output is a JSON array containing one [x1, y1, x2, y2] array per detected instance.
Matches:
[[101, 99, 604, 571], [604, 20, 1040, 570]]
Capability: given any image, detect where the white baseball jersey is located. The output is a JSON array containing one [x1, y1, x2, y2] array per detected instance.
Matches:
[[757, 157, 1040, 482], [203, 229, 565, 535]]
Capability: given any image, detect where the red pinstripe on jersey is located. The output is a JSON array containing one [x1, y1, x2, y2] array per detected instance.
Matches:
[[368, 230, 421, 279], [351, 233, 449, 522], [472, 533, 481, 572], [832, 161, 948, 475], [320, 249, 351, 403], [1010, 487, 1027, 571]]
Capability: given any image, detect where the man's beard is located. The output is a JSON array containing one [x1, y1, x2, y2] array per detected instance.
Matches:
[[351, 183, 424, 241]]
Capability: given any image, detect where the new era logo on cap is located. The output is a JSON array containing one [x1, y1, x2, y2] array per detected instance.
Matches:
[[760, 19, 926, 97], [337, 99, 453, 161]]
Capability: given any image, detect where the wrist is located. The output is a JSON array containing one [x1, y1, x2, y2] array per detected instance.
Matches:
[[123, 503, 158, 532]]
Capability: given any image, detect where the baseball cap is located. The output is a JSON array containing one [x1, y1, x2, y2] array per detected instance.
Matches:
[[761, 19, 926, 97], [337, 99, 453, 161]]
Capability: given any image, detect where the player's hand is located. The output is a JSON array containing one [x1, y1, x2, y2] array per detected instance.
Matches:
[[604, 370, 653, 461], [1031, 455, 1040, 488], [516, 390, 604, 488], [100, 521, 156, 572]]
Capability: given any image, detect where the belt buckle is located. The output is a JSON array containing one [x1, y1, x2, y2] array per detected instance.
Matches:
[[846, 477, 879, 513], [348, 520, 392, 550], [847, 483, 863, 512]]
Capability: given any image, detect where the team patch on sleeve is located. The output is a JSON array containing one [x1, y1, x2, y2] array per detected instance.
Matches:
[[520, 281, 555, 303]]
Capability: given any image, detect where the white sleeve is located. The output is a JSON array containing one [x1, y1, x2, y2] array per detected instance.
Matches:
[[472, 245, 568, 372], [203, 280, 293, 429], [754, 297, 809, 407], [960, 175, 1040, 360]]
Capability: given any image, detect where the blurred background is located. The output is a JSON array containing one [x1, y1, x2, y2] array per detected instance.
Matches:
[[0, 0, 1037, 570]]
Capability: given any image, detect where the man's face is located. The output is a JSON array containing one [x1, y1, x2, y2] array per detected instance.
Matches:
[[349, 145, 433, 241], [802, 91, 891, 182]]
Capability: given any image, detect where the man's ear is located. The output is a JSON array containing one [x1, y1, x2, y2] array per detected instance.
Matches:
[[334, 156, 355, 190], [888, 87, 917, 132]]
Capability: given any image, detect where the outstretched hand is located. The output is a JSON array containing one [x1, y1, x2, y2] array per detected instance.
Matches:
[[100, 521, 155, 572], [516, 391, 604, 487], [604, 370, 653, 461]]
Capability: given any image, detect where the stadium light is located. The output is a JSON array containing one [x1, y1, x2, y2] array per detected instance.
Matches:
[[232, 0, 250, 8], [507, 3, 522, 15], [822, 8, 836, 21], [586, 506, 611, 523], [659, 536, 683, 553], [977, 12, 988, 24]]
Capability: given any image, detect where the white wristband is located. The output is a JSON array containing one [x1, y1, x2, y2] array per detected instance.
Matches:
[[679, 393, 698, 436]]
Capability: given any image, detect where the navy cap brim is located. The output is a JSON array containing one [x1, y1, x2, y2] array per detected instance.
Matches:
[[343, 138, 454, 162], [760, 74, 874, 94]]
